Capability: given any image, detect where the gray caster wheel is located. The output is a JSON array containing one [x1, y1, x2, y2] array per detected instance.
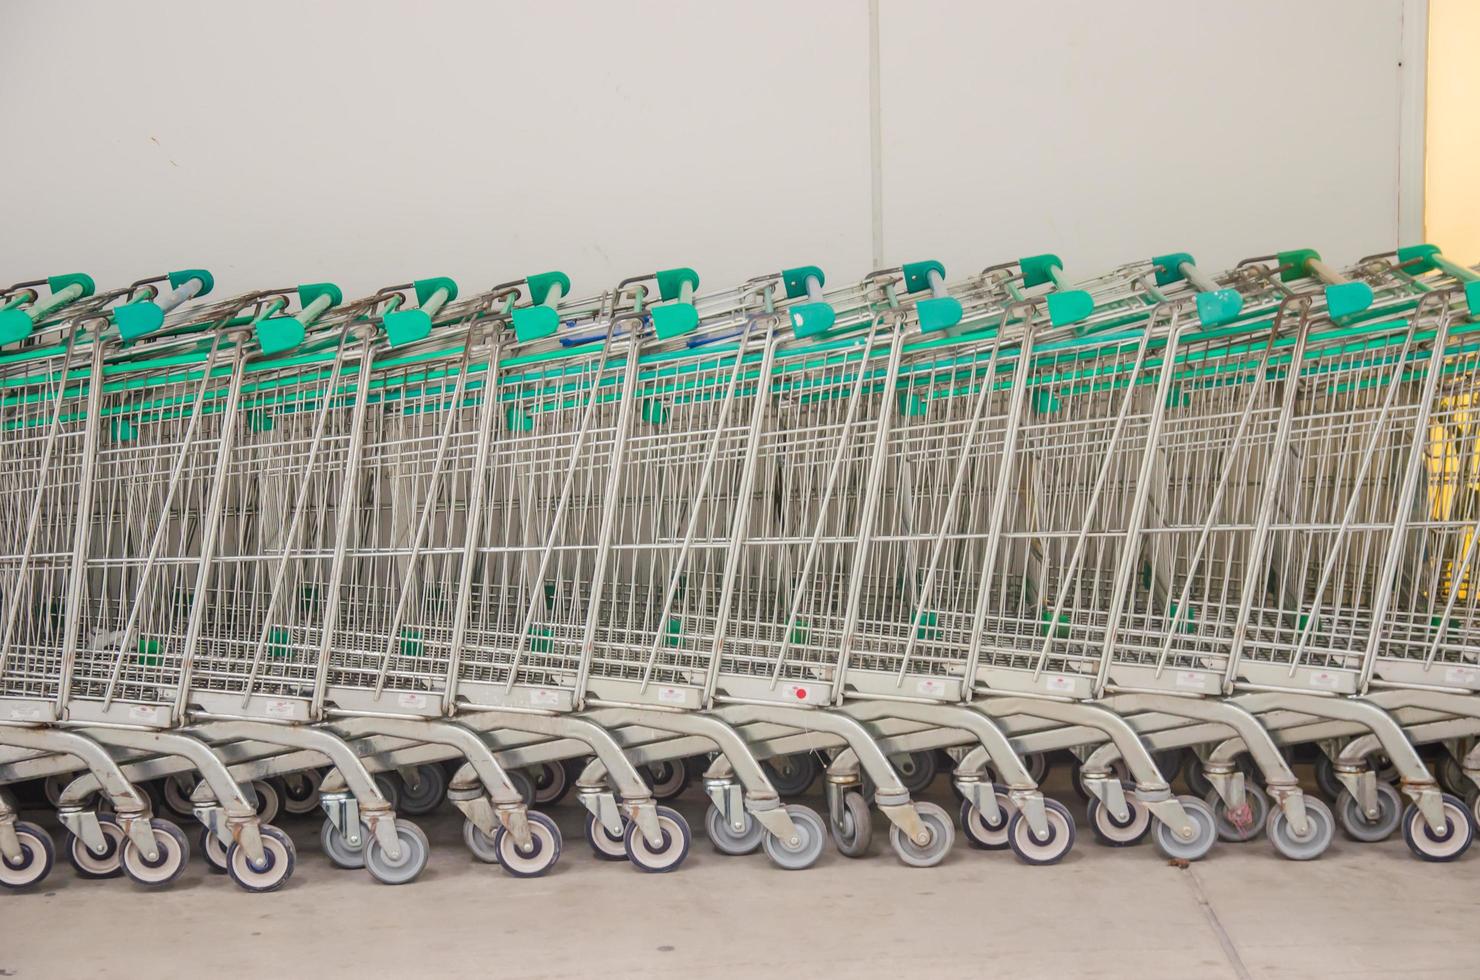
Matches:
[[624, 805, 690, 873], [1403, 793, 1475, 862], [373, 774, 401, 811], [644, 760, 690, 802], [762, 804, 826, 870], [320, 819, 367, 869], [1206, 784, 1269, 843], [508, 769, 535, 807], [248, 779, 283, 825], [396, 765, 447, 816], [764, 753, 819, 797], [161, 774, 197, 819], [529, 761, 572, 806], [121, 818, 190, 887], [1266, 797, 1334, 861], [1439, 753, 1471, 798], [1152, 796, 1217, 862], [494, 811, 562, 877], [1182, 754, 1213, 798], [583, 811, 629, 861], [0, 821, 54, 889], [1314, 752, 1344, 803], [1336, 782, 1402, 842], [364, 820, 429, 885], [1022, 752, 1050, 786], [959, 786, 1013, 850], [281, 771, 324, 817], [889, 800, 954, 868], [67, 813, 125, 879], [705, 804, 765, 855], [227, 825, 296, 893], [892, 751, 937, 795], [830, 791, 873, 858], [1086, 791, 1151, 846], [1007, 798, 1076, 866], [463, 819, 501, 864], [199, 826, 229, 874], [1075, 759, 1130, 801]]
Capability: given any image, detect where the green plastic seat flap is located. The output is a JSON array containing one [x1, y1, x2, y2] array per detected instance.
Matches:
[[1196, 289, 1243, 327], [256, 316, 306, 356], [1324, 281, 1373, 320], [1047, 289, 1094, 327], [789, 301, 835, 337], [652, 303, 699, 339], [916, 296, 962, 333], [512, 305, 560, 342], [114, 301, 165, 341], [0, 308, 32, 346], [383, 309, 433, 348]]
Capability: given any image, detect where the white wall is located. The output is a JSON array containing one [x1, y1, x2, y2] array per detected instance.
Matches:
[[0, 0, 1417, 297]]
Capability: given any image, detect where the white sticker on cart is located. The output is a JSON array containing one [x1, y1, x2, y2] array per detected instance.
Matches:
[[529, 689, 561, 708], [264, 698, 296, 717], [785, 684, 815, 703], [1043, 675, 1075, 693], [1445, 666, 1479, 686], [916, 679, 947, 697], [1175, 671, 1208, 691], [656, 686, 688, 705], [398, 692, 429, 709], [8, 707, 42, 721], [129, 705, 162, 722], [1307, 671, 1341, 690]]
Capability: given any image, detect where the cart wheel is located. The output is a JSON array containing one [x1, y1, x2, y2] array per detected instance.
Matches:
[[373, 774, 401, 811], [43, 774, 69, 809], [364, 820, 429, 885], [67, 813, 125, 878], [1086, 792, 1151, 846], [199, 826, 229, 874], [705, 803, 765, 855], [762, 804, 826, 870], [892, 751, 938, 795], [529, 761, 571, 806], [764, 753, 819, 797], [161, 774, 197, 818], [396, 765, 447, 816], [1007, 798, 1076, 866], [1265, 797, 1334, 861], [0, 822, 54, 889], [281, 770, 324, 816], [494, 811, 562, 878], [1439, 753, 1472, 798], [583, 811, 629, 861], [958, 786, 1014, 850], [1075, 758, 1130, 801], [1152, 796, 1217, 862], [644, 760, 690, 802], [1206, 784, 1269, 843], [462, 818, 500, 865], [1402, 793, 1475, 862], [248, 780, 283, 825], [508, 769, 535, 807], [889, 800, 954, 868], [831, 791, 873, 858], [228, 825, 296, 893], [624, 805, 690, 873], [1181, 753, 1213, 798], [1023, 752, 1050, 786], [121, 818, 190, 887], [1335, 782, 1402, 842], [319, 818, 367, 869], [1313, 752, 1345, 803]]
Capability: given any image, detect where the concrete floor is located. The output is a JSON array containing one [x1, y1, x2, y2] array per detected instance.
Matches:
[[3, 769, 1479, 980]]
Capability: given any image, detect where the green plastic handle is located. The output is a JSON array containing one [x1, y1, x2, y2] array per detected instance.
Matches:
[[901, 260, 946, 294], [48, 272, 96, 298], [654, 268, 699, 303], [1019, 254, 1063, 289], [781, 265, 825, 300], [413, 276, 458, 307], [298, 282, 343, 309], [527, 271, 571, 307], [1276, 248, 1320, 283], [1152, 252, 1195, 287], [1395, 244, 1441, 275], [169, 269, 214, 297]]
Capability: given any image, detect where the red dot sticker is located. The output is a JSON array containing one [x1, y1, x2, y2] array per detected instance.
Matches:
[[794, 687, 807, 700]]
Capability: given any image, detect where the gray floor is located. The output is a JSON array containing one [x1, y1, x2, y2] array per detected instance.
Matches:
[[4, 769, 1479, 980]]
